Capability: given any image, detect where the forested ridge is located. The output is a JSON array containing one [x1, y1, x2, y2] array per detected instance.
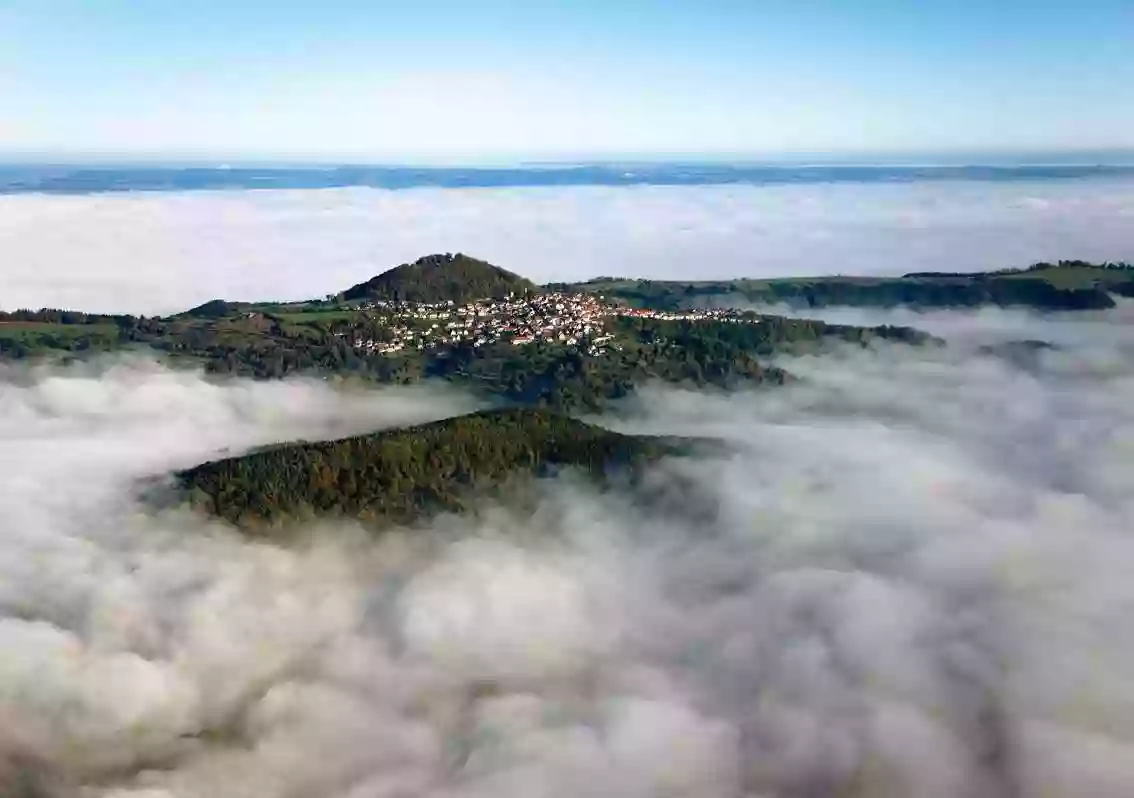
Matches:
[[175, 408, 691, 529], [557, 260, 1134, 311], [901, 259, 1133, 279]]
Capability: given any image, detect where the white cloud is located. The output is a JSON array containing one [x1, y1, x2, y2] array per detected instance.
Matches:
[[3, 178, 1134, 314]]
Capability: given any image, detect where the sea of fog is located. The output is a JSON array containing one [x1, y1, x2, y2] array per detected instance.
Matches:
[[2, 306, 1134, 797], [2, 173, 1134, 314]]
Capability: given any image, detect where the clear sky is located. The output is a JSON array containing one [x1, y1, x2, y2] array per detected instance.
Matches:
[[2, 0, 1132, 161]]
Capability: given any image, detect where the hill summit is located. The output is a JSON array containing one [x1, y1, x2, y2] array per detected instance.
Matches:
[[342, 253, 536, 304]]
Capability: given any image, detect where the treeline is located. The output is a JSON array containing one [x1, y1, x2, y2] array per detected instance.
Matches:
[[0, 310, 161, 360], [565, 275, 1117, 311], [0, 308, 138, 325], [614, 314, 931, 355], [902, 260, 1134, 278], [755, 278, 1115, 310], [176, 408, 683, 529]]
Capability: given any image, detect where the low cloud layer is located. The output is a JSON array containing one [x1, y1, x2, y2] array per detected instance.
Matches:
[[2, 309, 1134, 797], [4, 177, 1134, 313]]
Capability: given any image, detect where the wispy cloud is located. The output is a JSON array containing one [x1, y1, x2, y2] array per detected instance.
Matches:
[[3, 179, 1134, 314]]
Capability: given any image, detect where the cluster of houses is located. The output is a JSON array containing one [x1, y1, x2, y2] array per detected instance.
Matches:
[[345, 292, 755, 356]]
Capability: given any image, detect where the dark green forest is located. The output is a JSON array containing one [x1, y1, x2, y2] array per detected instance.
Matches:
[[175, 408, 690, 530], [341, 253, 536, 303]]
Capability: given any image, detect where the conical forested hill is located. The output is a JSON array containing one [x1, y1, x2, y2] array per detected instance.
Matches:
[[341, 253, 536, 304]]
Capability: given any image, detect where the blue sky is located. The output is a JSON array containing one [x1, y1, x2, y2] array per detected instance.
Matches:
[[1, 0, 1132, 161]]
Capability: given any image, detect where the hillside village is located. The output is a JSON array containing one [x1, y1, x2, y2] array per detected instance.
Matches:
[[344, 291, 757, 355]]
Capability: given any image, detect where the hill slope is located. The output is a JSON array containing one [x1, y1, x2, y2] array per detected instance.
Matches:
[[342, 253, 536, 304], [173, 408, 691, 529]]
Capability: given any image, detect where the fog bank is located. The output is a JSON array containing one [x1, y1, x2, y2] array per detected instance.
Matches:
[[4, 178, 1134, 313], [2, 312, 1134, 797]]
